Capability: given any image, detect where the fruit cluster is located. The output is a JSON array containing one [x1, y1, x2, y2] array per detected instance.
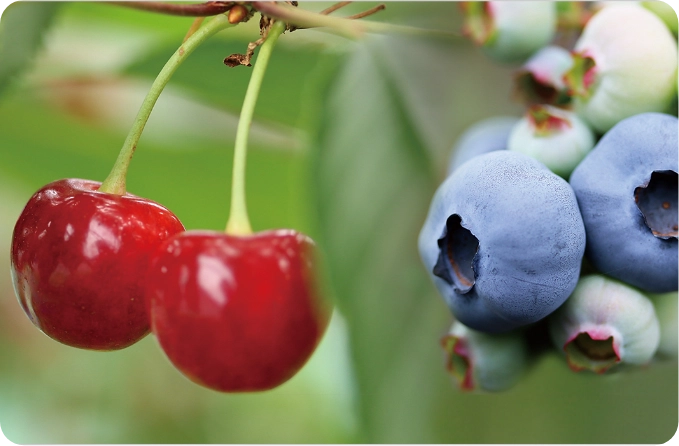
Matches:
[[9, 13, 331, 393], [420, 2, 678, 392]]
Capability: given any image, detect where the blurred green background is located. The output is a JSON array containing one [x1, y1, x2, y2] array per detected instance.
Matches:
[[0, 2, 676, 443]]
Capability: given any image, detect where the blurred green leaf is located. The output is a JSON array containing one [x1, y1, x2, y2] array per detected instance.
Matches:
[[308, 35, 453, 443], [0, 2, 61, 96], [124, 38, 335, 128]]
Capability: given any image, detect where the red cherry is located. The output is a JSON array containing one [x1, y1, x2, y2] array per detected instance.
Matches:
[[10, 178, 185, 350], [146, 229, 332, 392]]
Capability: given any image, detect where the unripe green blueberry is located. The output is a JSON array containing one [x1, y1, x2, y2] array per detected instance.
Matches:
[[549, 275, 660, 373], [461, 1, 557, 64], [642, 1, 678, 34], [441, 320, 529, 392], [564, 4, 678, 133], [507, 104, 595, 178], [646, 291, 678, 359], [514, 46, 574, 106]]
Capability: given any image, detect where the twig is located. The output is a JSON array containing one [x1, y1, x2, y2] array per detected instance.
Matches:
[[320, 2, 352, 16], [252, 1, 365, 38], [107, 1, 234, 17], [346, 4, 385, 20]]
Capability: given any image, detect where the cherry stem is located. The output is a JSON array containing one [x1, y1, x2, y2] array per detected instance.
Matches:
[[251, 2, 460, 39], [107, 1, 235, 17], [100, 14, 235, 195], [225, 20, 286, 235]]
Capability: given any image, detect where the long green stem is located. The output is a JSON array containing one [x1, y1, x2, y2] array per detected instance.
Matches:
[[225, 20, 286, 235], [100, 13, 235, 195]]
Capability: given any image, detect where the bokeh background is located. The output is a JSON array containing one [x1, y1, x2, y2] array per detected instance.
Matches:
[[0, 2, 677, 443]]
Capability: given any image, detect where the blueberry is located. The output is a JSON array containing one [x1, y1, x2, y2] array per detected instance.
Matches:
[[447, 116, 518, 175], [461, 2, 556, 64], [569, 112, 678, 292], [419, 151, 586, 333], [549, 275, 660, 373], [507, 104, 595, 178], [642, 1, 678, 35], [646, 291, 678, 359], [442, 320, 529, 392], [564, 4, 677, 133]]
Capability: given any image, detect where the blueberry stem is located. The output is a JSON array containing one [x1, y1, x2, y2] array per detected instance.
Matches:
[[225, 20, 286, 236], [100, 14, 235, 195]]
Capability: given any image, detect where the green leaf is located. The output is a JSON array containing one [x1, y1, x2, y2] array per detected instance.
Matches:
[[0, 2, 62, 97], [124, 38, 337, 128], [308, 35, 457, 443]]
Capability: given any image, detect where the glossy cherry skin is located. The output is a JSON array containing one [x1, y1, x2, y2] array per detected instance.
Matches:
[[10, 179, 185, 350], [146, 229, 332, 392]]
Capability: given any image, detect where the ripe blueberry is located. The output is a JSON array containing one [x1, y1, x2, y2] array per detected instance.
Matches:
[[419, 151, 586, 333], [569, 112, 678, 292]]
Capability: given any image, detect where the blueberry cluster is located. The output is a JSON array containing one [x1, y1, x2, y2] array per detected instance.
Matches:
[[420, 2, 678, 392]]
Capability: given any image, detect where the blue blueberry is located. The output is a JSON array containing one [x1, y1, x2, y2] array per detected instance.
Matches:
[[419, 151, 586, 333], [447, 116, 518, 175], [569, 112, 678, 292]]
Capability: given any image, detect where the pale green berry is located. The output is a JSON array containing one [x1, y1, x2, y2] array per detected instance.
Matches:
[[549, 275, 660, 373], [461, 1, 557, 64], [507, 104, 595, 178], [646, 291, 678, 359], [565, 4, 678, 133], [642, 1, 678, 34], [441, 320, 528, 392]]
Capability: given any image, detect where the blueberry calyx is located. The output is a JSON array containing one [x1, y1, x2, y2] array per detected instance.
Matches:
[[514, 72, 566, 107], [565, 331, 620, 374], [441, 334, 473, 390], [527, 105, 571, 137], [563, 51, 596, 99], [513, 45, 575, 107], [634, 170, 678, 239], [461, 2, 496, 46], [433, 214, 479, 294]]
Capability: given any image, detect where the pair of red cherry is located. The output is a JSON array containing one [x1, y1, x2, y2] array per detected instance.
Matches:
[[10, 178, 331, 392]]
